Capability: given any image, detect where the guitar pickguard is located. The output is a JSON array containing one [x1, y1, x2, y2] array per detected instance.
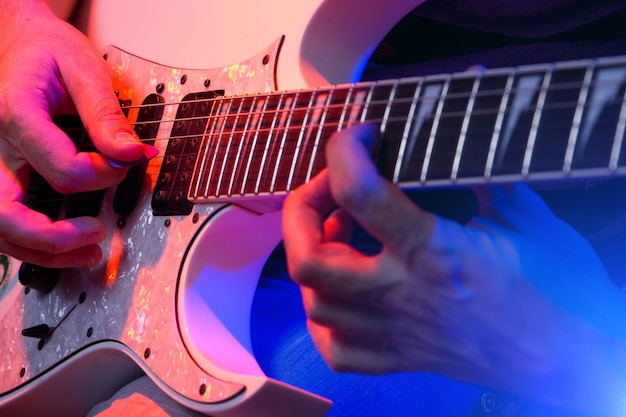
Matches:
[[0, 41, 330, 417]]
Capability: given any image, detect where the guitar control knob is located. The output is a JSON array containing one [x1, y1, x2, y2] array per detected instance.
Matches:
[[19, 263, 60, 294], [21, 324, 55, 339]]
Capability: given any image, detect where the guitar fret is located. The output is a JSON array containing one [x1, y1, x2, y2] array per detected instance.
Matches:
[[379, 81, 399, 138], [173, 54, 626, 208], [229, 95, 260, 195], [485, 70, 516, 178], [610, 78, 626, 170], [360, 82, 376, 123], [275, 91, 318, 193], [420, 76, 451, 182], [572, 65, 626, 170], [397, 80, 444, 183], [523, 65, 553, 176], [393, 80, 423, 183], [195, 98, 223, 198], [259, 93, 299, 193], [269, 92, 299, 193], [425, 75, 478, 181], [250, 94, 282, 194], [296, 89, 325, 186], [216, 97, 244, 196], [224, 96, 256, 196], [188, 100, 209, 200], [244, 94, 284, 194], [206, 98, 235, 197], [494, 70, 546, 176], [455, 74, 508, 179], [305, 89, 335, 183], [240, 95, 270, 195], [319, 90, 335, 135], [223, 97, 248, 196], [374, 80, 421, 181], [564, 62, 595, 173], [287, 91, 317, 191], [451, 73, 482, 180], [337, 85, 355, 130], [349, 86, 369, 125]]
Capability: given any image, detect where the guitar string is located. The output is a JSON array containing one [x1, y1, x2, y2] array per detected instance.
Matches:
[[64, 76, 622, 145], [53, 99, 624, 204], [39, 76, 626, 203], [66, 91, 626, 179], [109, 77, 622, 122], [66, 71, 626, 157], [38, 120, 626, 203], [33, 58, 626, 204], [119, 70, 622, 110]]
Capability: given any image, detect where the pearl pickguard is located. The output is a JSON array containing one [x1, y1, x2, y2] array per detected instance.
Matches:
[[0, 42, 330, 417]]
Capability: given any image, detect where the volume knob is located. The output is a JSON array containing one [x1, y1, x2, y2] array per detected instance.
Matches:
[[19, 263, 60, 294]]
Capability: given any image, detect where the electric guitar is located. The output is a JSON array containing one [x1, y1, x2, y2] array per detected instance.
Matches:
[[1, 1, 626, 416]]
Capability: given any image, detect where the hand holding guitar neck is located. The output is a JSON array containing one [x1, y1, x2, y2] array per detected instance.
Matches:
[[0, 0, 154, 268], [283, 123, 626, 415]]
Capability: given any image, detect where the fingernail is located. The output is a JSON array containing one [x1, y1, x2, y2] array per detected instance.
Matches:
[[144, 144, 159, 160], [106, 144, 160, 168]]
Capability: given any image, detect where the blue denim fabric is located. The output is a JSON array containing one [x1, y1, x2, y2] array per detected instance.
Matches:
[[250, 253, 485, 417]]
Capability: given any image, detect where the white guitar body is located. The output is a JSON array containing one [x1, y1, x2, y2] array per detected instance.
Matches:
[[0, 1, 426, 416]]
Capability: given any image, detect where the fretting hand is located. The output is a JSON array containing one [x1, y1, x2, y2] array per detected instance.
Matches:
[[282, 123, 626, 414]]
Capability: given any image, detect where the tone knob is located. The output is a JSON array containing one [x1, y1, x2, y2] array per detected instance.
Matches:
[[19, 263, 60, 294]]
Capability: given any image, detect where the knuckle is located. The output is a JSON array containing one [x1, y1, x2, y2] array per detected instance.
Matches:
[[90, 97, 125, 125]]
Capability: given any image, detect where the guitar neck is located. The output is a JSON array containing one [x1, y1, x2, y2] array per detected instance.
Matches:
[[56, 54, 626, 215], [179, 55, 626, 207]]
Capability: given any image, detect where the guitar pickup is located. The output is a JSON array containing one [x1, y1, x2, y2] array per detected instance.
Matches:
[[113, 93, 165, 218]]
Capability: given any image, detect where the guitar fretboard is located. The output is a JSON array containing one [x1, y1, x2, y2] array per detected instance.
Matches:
[[151, 55, 626, 214]]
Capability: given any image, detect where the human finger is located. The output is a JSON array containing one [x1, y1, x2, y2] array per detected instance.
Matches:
[[0, 200, 105, 251], [325, 124, 436, 258], [306, 319, 401, 374], [323, 208, 353, 243], [7, 114, 132, 193], [283, 170, 386, 294], [0, 239, 103, 269], [56, 33, 149, 164], [301, 286, 392, 339], [283, 169, 335, 252]]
